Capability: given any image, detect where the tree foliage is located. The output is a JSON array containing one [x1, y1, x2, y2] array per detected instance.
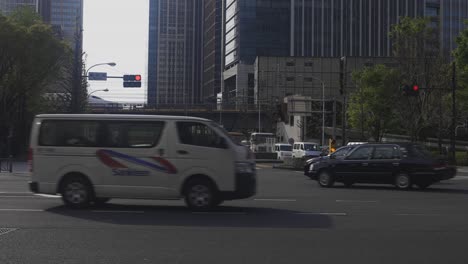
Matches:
[[349, 65, 399, 142], [0, 7, 73, 157], [391, 17, 450, 141]]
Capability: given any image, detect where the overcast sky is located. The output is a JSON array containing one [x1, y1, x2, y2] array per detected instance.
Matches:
[[83, 0, 149, 103]]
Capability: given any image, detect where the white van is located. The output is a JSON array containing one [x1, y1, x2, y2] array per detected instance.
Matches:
[[292, 142, 322, 159], [274, 143, 292, 160], [28, 114, 256, 211]]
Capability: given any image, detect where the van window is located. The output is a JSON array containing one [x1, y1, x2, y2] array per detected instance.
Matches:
[[177, 122, 224, 148], [39, 120, 100, 147], [105, 121, 165, 148], [280, 145, 292, 151], [300, 144, 304, 150]]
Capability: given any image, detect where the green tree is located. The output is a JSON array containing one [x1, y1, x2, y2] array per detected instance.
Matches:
[[454, 20, 468, 130], [0, 7, 73, 157], [389, 17, 451, 142], [348, 65, 399, 142]]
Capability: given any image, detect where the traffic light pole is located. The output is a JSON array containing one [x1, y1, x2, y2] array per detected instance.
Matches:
[[451, 62, 457, 163]]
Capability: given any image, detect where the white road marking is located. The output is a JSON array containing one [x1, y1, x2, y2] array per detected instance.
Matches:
[[92, 210, 145, 214], [0, 209, 44, 212], [254, 198, 297, 202], [296, 212, 347, 216], [0, 196, 36, 198], [336, 200, 378, 203]]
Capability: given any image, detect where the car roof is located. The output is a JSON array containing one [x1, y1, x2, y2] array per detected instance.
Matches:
[[35, 114, 210, 122]]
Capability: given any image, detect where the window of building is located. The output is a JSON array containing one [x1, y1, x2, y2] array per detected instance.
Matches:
[[286, 61, 295, 66], [304, 62, 313, 67], [286, 77, 295, 82]]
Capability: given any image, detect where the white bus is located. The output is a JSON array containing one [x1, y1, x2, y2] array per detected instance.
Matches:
[[250, 132, 276, 153], [28, 114, 256, 211]]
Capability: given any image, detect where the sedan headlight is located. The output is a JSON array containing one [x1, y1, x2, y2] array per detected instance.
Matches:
[[236, 162, 254, 174], [309, 163, 314, 171]]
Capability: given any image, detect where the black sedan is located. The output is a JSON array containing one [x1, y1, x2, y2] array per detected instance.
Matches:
[[304, 143, 456, 189]]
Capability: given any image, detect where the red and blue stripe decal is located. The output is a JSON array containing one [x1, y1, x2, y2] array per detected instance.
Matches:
[[96, 149, 177, 174]]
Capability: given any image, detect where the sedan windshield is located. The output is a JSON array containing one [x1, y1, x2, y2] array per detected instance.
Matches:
[[304, 144, 319, 151]]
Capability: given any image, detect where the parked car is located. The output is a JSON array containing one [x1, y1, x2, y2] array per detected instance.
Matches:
[[274, 143, 292, 160], [304, 143, 456, 189], [292, 142, 322, 159]]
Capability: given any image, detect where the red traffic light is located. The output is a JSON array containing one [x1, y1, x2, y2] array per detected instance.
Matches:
[[412, 85, 419, 92], [135, 75, 141, 81]]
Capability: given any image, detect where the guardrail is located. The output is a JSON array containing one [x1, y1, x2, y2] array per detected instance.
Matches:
[[0, 158, 12, 173]]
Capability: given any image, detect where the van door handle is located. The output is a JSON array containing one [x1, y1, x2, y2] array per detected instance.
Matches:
[[177, 150, 189, 155], [158, 149, 165, 156]]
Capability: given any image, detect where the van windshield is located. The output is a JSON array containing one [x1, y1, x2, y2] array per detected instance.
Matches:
[[280, 145, 292, 151]]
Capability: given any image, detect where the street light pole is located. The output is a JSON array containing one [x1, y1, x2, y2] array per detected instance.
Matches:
[[86, 62, 116, 76], [87, 88, 109, 98]]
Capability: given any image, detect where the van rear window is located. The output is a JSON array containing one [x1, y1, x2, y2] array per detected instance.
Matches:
[[39, 120, 165, 148]]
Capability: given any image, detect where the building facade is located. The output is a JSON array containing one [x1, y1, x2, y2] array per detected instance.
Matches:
[[225, 0, 468, 106], [43, 0, 83, 43], [0, 0, 38, 15], [202, 0, 223, 102], [147, 0, 204, 106], [290, 0, 468, 58], [223, 0, 291, 103], [254, 56, 396, 104]]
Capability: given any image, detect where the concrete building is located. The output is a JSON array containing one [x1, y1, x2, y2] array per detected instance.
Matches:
[[254, 56, 396, 104], [39, 0, 83, 44], [147, 0, 204, 106]]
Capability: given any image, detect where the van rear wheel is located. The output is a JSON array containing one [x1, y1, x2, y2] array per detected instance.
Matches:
[[184, 179, 219, 211], [61, 176, 93, 209]]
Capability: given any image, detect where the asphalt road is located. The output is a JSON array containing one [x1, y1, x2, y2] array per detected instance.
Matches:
[[0, 166, 468, 264]]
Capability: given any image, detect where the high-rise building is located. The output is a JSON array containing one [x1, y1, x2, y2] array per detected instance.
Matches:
[[223, 0, 291, 103], [0, 0, 38, 15], [39, 0, 83, 44], [224, 0, 468, 105], [202, 0, 223, 102], [290, 0, 468, 58], [147, 0, 204, 106]]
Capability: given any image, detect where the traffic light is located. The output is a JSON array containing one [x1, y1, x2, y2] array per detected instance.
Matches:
[[329, 138, 337, 154], [401, 84, 420, 96], [123, 74, 142, 87]]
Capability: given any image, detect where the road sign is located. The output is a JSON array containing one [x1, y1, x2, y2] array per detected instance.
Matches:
[[88, 72, 108, 81]]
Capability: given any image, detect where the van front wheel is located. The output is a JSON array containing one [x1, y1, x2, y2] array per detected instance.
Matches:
[[184, 179, 219, 211], [61, 176, 93, 209]]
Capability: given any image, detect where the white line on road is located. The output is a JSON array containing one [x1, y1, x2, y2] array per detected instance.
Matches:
[[0, 196, 36, 198], [452, 176, 468, 180], [0, 209, 44, 212], [254, 198, 297, 202], [336, 200, 379, 203], [296, 212, 347, 216], [92, 210, 145, 214]]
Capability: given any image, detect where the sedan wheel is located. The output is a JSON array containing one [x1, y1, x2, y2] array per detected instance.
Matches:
[[318, 171, 334, 188], [395, 173, 412, 190]]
